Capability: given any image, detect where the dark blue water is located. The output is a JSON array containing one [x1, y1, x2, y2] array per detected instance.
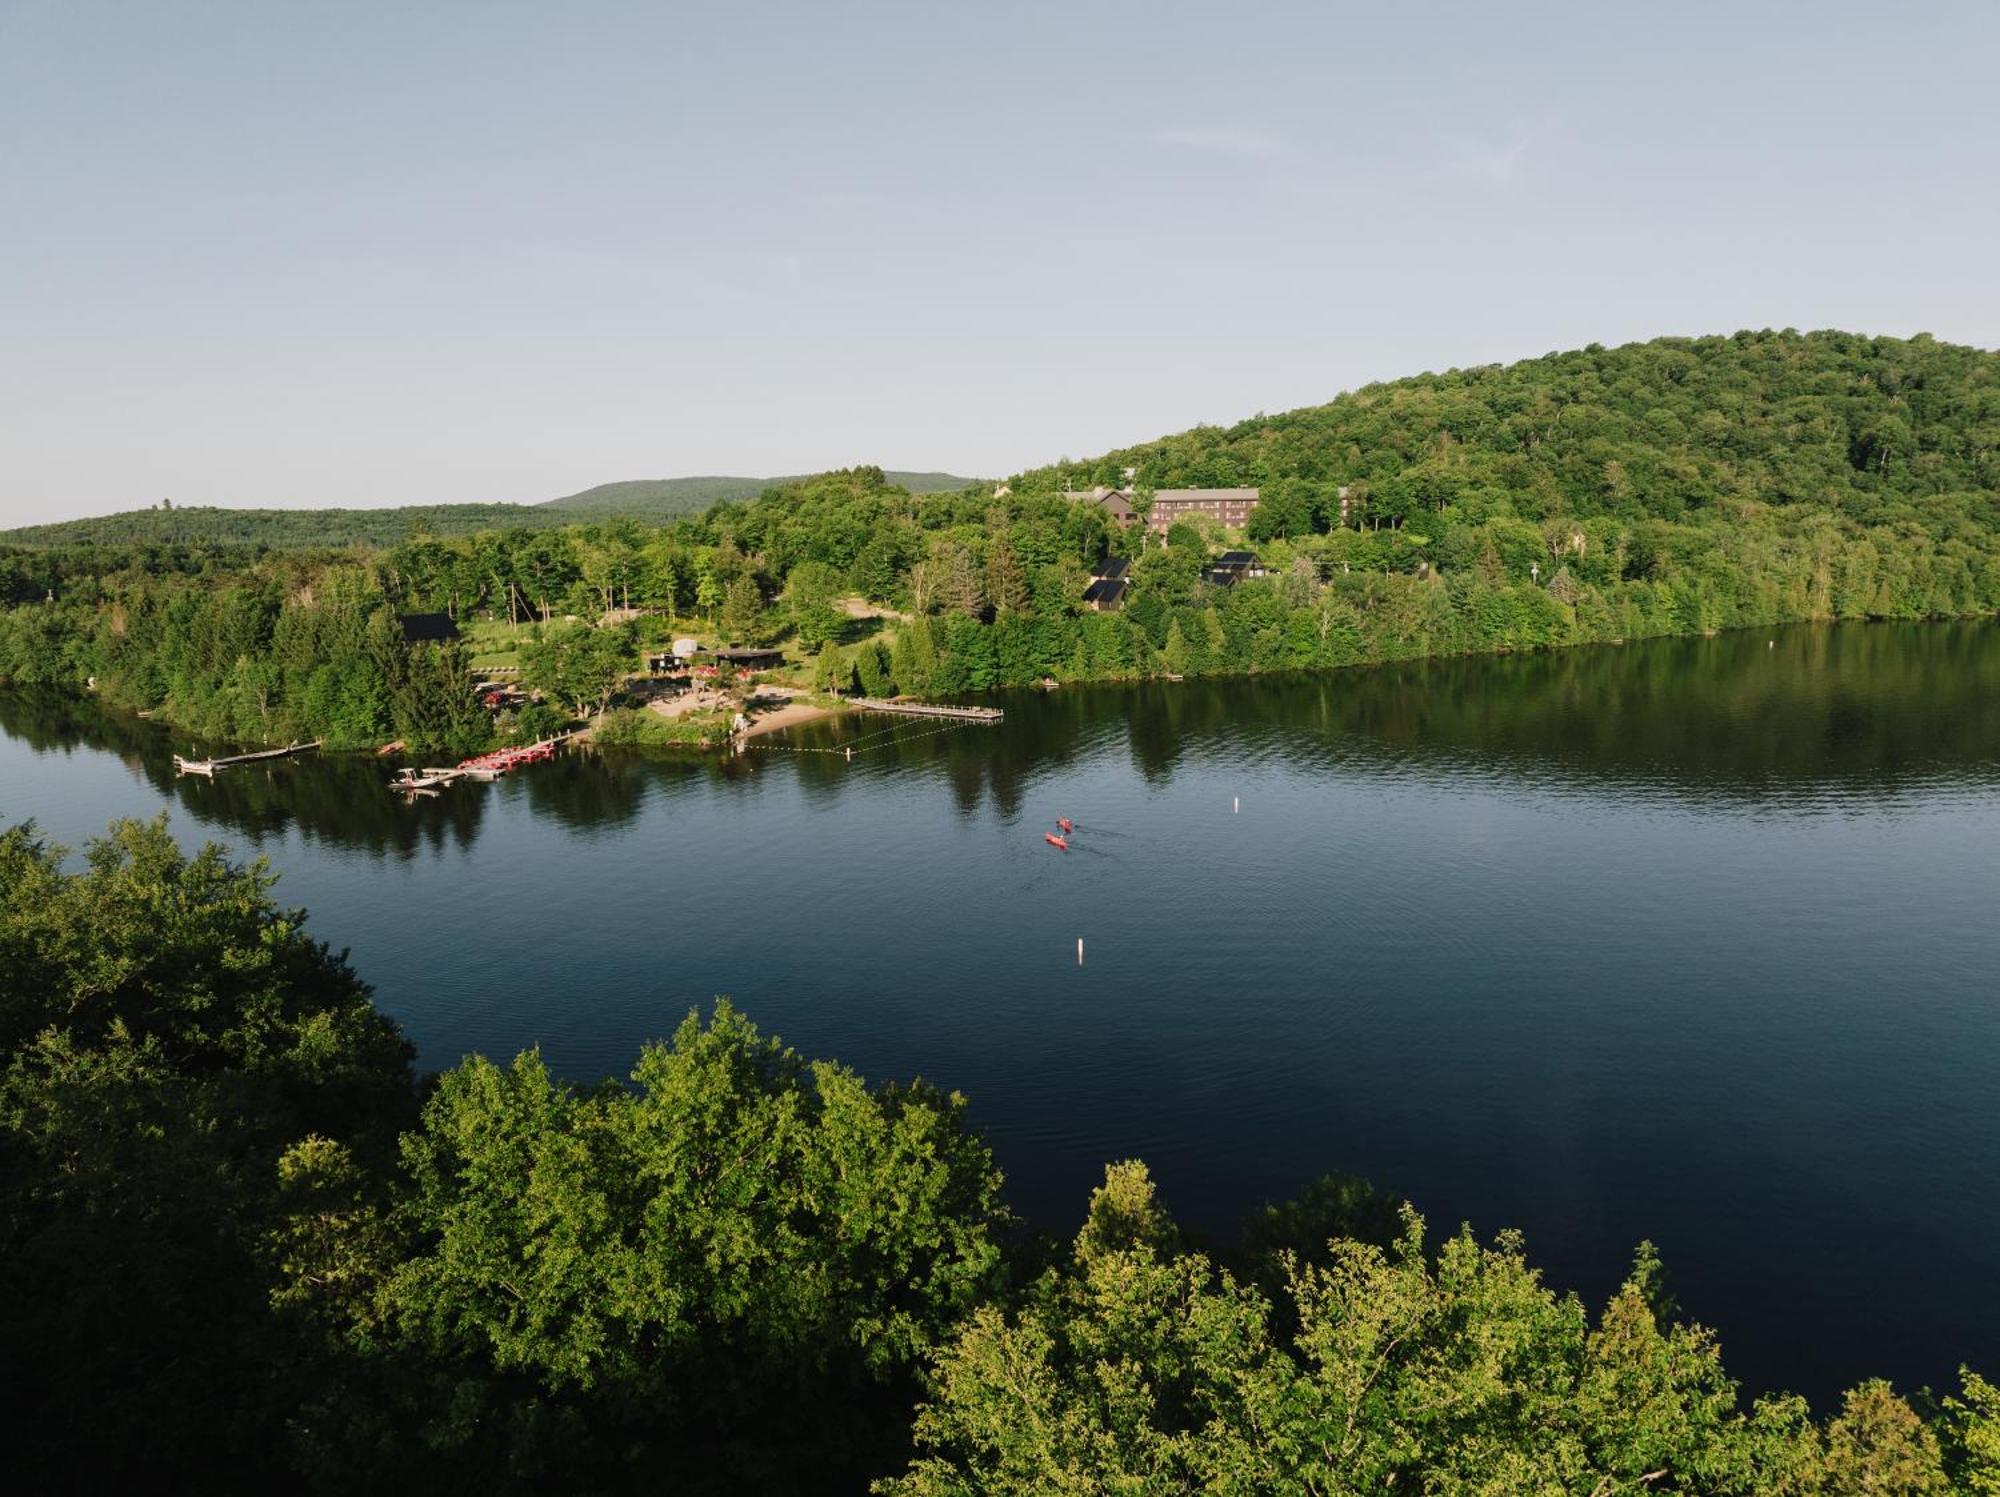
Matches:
[[4, 620, 1997, 1405]]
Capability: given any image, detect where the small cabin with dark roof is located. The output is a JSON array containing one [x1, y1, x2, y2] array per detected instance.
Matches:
[[1082, 577, 1130, 611], [396, 612, 461, 644], [1204, 551, 1267, 587], [1081, 556, 1132, 610], [706, 646, 785, 671]]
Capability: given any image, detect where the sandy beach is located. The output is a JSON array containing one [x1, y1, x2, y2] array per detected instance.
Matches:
[[740, 701, 845, 739]]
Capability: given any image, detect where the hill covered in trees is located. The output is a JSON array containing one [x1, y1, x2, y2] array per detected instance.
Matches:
[[2, 815, 1994, 1491], [1026, 328, 1999, 532], [4, 330, 1999, 755]]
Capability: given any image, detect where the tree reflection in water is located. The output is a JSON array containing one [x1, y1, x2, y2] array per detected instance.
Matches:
[[6, 620, 1999, 856]]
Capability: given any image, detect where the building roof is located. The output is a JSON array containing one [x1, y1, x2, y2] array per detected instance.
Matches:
[[1065, 486, 1136, 517], [1153, 487, 1261, 502], [712, 645, 784, 662], [1215, 550, 1259, 566], [1081, 577, 1130, 606], [1201, 569, 1240, 587], [397, 611, 461, 644], [1096, 556, 1130, 580]]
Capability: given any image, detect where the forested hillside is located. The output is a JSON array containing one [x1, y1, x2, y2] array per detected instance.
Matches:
[[1028, 328, 2000, 530], [1, 816, 1994, 1491], [3, 331, 1998, 755]]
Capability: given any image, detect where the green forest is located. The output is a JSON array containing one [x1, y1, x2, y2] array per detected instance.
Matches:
[[0, 816, 1993, 1492], [3, 329, 1998, 756]]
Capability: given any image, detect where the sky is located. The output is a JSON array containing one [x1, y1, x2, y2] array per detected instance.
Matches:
[[2, 0, 1996, 523]]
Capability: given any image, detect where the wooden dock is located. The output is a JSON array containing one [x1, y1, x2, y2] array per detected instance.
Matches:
[[174, 740, 322, 776], [850, 698, 1003, 723]]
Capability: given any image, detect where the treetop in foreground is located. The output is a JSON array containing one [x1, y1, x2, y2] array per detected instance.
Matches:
[[1, 816, 1997, 1492]]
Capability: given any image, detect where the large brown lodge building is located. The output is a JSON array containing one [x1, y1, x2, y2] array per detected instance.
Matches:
[[1061, 484, 1262, 534]]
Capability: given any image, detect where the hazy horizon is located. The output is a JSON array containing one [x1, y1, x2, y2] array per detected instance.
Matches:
[[4, 0, 1996, 526]]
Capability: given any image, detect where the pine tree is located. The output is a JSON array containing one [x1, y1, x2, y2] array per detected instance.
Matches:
[[939, 543, 985, 618], [890, 619, 936, 696], [719, 576, 767, 644], [985, 534, 1030, 615]]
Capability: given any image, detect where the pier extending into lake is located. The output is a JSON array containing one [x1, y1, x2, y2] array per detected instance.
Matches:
[[173, 740, 321, 776], [850, 698, 1003, 723]]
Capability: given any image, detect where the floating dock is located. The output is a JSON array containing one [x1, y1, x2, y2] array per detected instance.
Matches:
[[390, 732, 582, 794], [849, 698, 1003, 723], [454, 732, 577, 778], [391, 767, 467, 791], [174, 740, 322, 776]]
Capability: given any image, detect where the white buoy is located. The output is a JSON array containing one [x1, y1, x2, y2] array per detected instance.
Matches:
[[1077, 937, 1084, 966], [1233, 795, 1239, 814]]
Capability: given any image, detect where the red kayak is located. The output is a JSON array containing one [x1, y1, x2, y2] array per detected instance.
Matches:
[[1045, 833, 1068, 851], [1056, 818, 1074, 834]]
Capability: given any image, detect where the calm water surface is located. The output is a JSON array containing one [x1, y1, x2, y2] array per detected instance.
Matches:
[[4, 621, 1997, 1404]]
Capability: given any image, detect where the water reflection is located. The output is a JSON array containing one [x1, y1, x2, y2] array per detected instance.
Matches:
[[776, 620, 2000, 812], [0, 691, 492, 858], [5, 621, 1998, 856]]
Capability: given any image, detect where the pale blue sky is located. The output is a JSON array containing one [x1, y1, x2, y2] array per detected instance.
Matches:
[[2, 0, 1995, 522]]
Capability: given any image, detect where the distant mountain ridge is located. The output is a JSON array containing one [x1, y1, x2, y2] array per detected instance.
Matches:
[[0, 503, 551, 550], [541, 471, 973, 514], [0, 469, 976, 549]]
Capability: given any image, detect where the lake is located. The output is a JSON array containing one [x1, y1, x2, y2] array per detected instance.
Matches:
[[4, 620, 1997, 1405]]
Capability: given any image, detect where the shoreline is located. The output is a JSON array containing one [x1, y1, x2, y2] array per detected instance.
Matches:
[[37, 614, 1999, 758], [739, 700, 847, 739]]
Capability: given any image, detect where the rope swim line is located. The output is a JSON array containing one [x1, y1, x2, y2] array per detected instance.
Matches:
[[749, 718, 976, 757]]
